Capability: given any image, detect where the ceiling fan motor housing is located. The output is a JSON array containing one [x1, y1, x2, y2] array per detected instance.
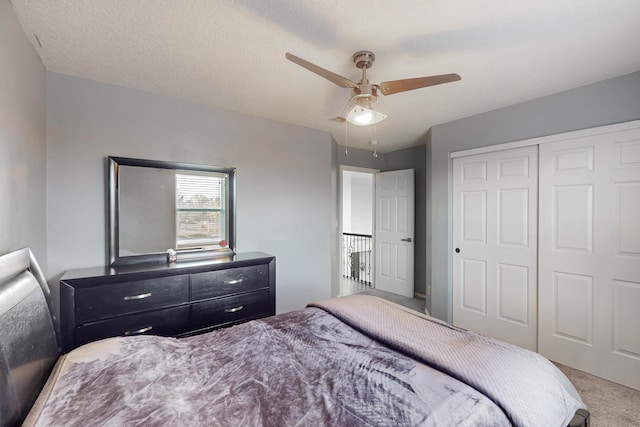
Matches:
[[352, 50, 376, 69], [351, 51, 378, 101], [352, 83, 378, 100]]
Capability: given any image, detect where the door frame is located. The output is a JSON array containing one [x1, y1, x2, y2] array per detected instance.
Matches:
[[338, 165, 378, 293]]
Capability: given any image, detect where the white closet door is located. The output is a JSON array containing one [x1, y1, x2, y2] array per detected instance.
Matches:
[[538, 131, 640, 390], [453, 146, 538, 351]]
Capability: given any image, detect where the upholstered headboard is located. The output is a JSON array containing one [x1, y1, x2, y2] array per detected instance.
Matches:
[[0, 248, 58, 427]]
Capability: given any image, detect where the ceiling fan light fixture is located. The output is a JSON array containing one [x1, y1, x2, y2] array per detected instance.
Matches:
[[346, 105, 387, 126]]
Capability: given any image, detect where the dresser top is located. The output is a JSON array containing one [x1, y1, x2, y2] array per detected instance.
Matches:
[[61, 251, 275, 282]]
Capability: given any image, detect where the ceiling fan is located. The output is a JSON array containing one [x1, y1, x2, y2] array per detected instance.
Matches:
[[285, 50, 461, 126]]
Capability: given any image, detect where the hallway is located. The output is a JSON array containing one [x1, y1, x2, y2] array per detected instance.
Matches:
[[339, 277, 427, 314]]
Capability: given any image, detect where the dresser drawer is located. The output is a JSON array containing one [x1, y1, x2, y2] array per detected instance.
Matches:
[[191, 264, 269, 300], [191, 289, 271, 330], [75, 305, 190, 347], [75, 275, 189, 323]]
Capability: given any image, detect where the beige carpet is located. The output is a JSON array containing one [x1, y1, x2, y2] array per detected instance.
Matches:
[[556, 363, 640, 426]]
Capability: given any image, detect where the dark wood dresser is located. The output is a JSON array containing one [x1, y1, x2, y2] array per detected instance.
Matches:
[[59, 252, 275, 353]]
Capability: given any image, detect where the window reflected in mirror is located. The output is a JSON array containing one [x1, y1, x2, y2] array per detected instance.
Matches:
[[109, 156, 235, 266], [175, 172, 228, 250]]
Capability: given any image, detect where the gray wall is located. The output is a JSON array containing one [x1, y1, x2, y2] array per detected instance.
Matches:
[[428, 70, 640, 322], [337, 144, 428, 298], [0, 3, 47, 268], [337, 145, 385, 170], [46, 72, 336, 313]]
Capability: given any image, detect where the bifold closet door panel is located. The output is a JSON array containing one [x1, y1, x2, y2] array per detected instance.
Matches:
[[538, 129, 640, 391], [453, 145, 538, 351]]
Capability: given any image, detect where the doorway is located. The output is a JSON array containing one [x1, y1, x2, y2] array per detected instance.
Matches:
[[339, 167, 376, 296], [339, 166, 416, 299]]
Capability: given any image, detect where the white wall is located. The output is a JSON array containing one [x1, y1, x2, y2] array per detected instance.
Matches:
[[341, 170, 373, 235], [428, 70, 640, 322], [0, 3, 47, 268], [46, 72, 335, 313], [349, 172, 373, 235]]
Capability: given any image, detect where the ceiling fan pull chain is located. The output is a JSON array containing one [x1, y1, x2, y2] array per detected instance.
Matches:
[[344, 120, 349, 156], [372, 122, 378, 157]]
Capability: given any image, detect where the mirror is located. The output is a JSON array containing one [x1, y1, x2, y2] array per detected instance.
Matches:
[[108, 156, 236, 266]]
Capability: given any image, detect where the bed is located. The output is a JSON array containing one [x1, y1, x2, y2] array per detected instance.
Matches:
[[1, 248, 589, 426]]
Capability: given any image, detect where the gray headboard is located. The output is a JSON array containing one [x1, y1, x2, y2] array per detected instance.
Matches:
[[0, 248, 58, 427]]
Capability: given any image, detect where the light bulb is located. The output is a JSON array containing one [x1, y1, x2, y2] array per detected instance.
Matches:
[[346, 106, 387, 126], [352, 108, 373, 124]]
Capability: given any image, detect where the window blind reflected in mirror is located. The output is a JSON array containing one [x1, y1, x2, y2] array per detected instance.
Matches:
[[175, 173, 228, 249]]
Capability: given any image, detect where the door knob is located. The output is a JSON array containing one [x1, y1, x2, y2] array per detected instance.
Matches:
[[401, 237, 413, 242], [455, 248, 460, 253]]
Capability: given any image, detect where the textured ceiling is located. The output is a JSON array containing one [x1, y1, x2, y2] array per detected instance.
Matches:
[[10, 0, 640, 152]]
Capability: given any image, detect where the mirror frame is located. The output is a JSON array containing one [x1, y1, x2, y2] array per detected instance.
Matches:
[[108, 156, 236, 266]]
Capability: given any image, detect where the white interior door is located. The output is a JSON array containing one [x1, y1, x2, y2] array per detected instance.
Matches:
[[538, 131, 640, 390], [453, 146, 538, 351], [375, 169, 414, 298]]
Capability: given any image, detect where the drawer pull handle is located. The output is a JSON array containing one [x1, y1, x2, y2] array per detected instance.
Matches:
[[123, 292, 152, 301], [124, 326, 153, 336], [224, 305, 244, 313], [226, 279, 243, 285]]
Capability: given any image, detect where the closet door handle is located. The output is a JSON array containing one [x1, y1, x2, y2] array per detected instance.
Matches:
[[401, 237, 413, 242]]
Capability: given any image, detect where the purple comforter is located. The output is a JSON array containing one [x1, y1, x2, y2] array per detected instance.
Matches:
[[24, 295, 583, 426]]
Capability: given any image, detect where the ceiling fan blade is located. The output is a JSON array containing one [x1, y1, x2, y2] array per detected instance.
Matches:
[[379, 73, 461, 96], [286, 52, 358, 89]]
